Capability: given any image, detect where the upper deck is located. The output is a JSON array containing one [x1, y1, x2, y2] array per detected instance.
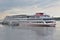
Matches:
[[3, 13, 53, 21]]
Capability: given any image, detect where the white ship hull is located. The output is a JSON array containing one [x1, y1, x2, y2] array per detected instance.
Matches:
[[29, 23, 56, 26], [19, 22, 56, 27]]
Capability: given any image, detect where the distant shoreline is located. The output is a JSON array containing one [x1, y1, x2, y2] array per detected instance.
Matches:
[[53, 17, 60, 21]]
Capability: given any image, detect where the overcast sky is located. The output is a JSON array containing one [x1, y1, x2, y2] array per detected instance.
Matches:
[[0, 0, 60, 19]]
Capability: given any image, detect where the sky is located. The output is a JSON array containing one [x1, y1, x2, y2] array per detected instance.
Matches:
[[0, 0, 60, 19]]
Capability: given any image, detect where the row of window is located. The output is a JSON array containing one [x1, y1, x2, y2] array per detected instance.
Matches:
[[10, 18, 53, 20]]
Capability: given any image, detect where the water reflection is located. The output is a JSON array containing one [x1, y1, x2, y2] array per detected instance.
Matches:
[[0, 24, 55, 40], [0, 25, 54, 40]]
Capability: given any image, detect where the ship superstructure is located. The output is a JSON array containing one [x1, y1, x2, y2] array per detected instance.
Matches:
[[2, 13, 56, 26]]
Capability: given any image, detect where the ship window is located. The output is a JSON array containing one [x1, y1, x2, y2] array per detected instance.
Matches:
[[46, 21, 53, 23], [37, 21, 44, 23], [27, 19, 41, 20], [32, 21, 44, 23], [44, 15, 50, 17], [43, 18, 53, 20], [27, 16, 30, 18]]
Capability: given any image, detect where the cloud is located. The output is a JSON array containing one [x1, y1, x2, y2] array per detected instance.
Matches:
[[2, 6, 43, 15], [0, 0, 58, 12], [0, 0, 60, 19], [43, 5, 60, 17], [41, 0, 60, 17]]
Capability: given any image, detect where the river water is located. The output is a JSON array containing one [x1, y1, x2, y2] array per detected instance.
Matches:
[[0, 21, 60, 40]]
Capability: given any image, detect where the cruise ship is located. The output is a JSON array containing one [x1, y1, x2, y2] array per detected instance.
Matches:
[[2, 13, 56, 27]]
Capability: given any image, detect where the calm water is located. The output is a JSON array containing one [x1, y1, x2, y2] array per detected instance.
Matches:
[[0, 21, 60, 40]]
